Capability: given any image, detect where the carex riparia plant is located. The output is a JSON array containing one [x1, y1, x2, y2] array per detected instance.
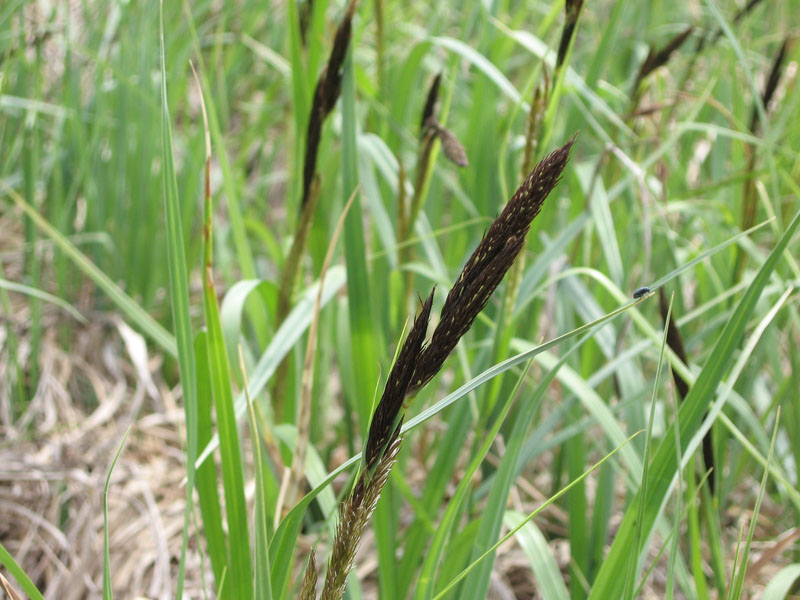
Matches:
[[310, 137, 576, 600]]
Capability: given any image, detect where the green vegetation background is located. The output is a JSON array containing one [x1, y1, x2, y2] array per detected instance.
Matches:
[[1, 0, 799, 598]]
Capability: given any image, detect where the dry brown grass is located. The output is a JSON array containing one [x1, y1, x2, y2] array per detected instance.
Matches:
[[0, 308, 210, 599]]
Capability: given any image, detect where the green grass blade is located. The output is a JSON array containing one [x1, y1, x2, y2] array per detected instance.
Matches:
[[414, 362, 534, 600], [625, 296, 674, 598], [201, 223, 253, 599], [632, 471, 713, 598], [727, 524, 746, 600], [431, 36, 523, 107], [201, 284, 253, 598], [272, 302, 637, 598], [158, 4, 199, 596], [0, 544, 44, 600], [433, 433, 642, 600], [576, 163, 623, 285], [761, 564, 800, 600], [340, 41, 396, 599], [194, 332, 228, 592], [273, 425, 338, 534], [407, 298, 639, 432], [685, 469, 710, 600], [180, 2, 256, 284], [396, 397, 475, 599], [220, 279, 278, 369], [0, 278, 86, 323], [717, 411, 800, 508], [341, 47, 379, 434], [588, 208, 800, 599], [729, 410, 780, 599], [491, 21, 633, 137], [241, 348, 273, 600], [459, 334, 593, 599], [503, 512, 569, 600], [103, 427, 131, 600], [195, 266, 346, 469], [285, 0, 309, 215], [527, 351, 642, 478]]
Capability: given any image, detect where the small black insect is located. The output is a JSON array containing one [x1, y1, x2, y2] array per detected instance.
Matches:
[[633, 286, 651, 299]]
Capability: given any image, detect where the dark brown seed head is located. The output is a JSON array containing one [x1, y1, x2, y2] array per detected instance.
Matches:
[[709, 0, 766, 45], [636, 25, 694, 88], [321, 0, 357, 114], [762, 38, 790, 109], [658, 289, 715, 492], [421, 73, 442, 132], [563, 0, 585, 27], [556, 0, 585, 69], [750, 37, 790, 133], [301, 1, 358, 209], [363, 290, 434, 471], [319, 136, 575, 600], [302, 76, 328, 206], [659, 288, 689, 400], [407, 138, 575, 395]]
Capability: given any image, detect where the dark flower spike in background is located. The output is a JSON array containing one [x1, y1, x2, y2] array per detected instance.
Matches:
[[302, 0, 358, 209], [316, 136, 575, 599], [556, 0, 585, 69], [633, 25, 695, 93], [420, 72, 442, 131]]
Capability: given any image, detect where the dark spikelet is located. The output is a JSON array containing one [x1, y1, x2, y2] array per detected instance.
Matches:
[[761, 38, 789, 110], [363, 291, 434, 471], [710, 0, 766, 45], [321, 0, 357, 114], [321, 437, 402, 600], [436, 125, 469, 167], [301, 0, 358, 208], [299, 548, 318, 600], [299, 0, 314, 46], [556, 22, 576, 70], [411, 235, 525, 393], [318, 293, 431, 600], [556, 0, 584, 69], [659, 289, 715, 493], [749, 37, 790, 133], [659, 290, 690, 400], [302, 76, 328, 207], [421, 73, 442, 132], [407, 138, 574, 395], [733, 0, 766, 24], [635, 25, 694, 87]]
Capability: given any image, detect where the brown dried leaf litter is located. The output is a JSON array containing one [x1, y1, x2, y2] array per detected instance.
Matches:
[[0, 316, 210, 600]]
